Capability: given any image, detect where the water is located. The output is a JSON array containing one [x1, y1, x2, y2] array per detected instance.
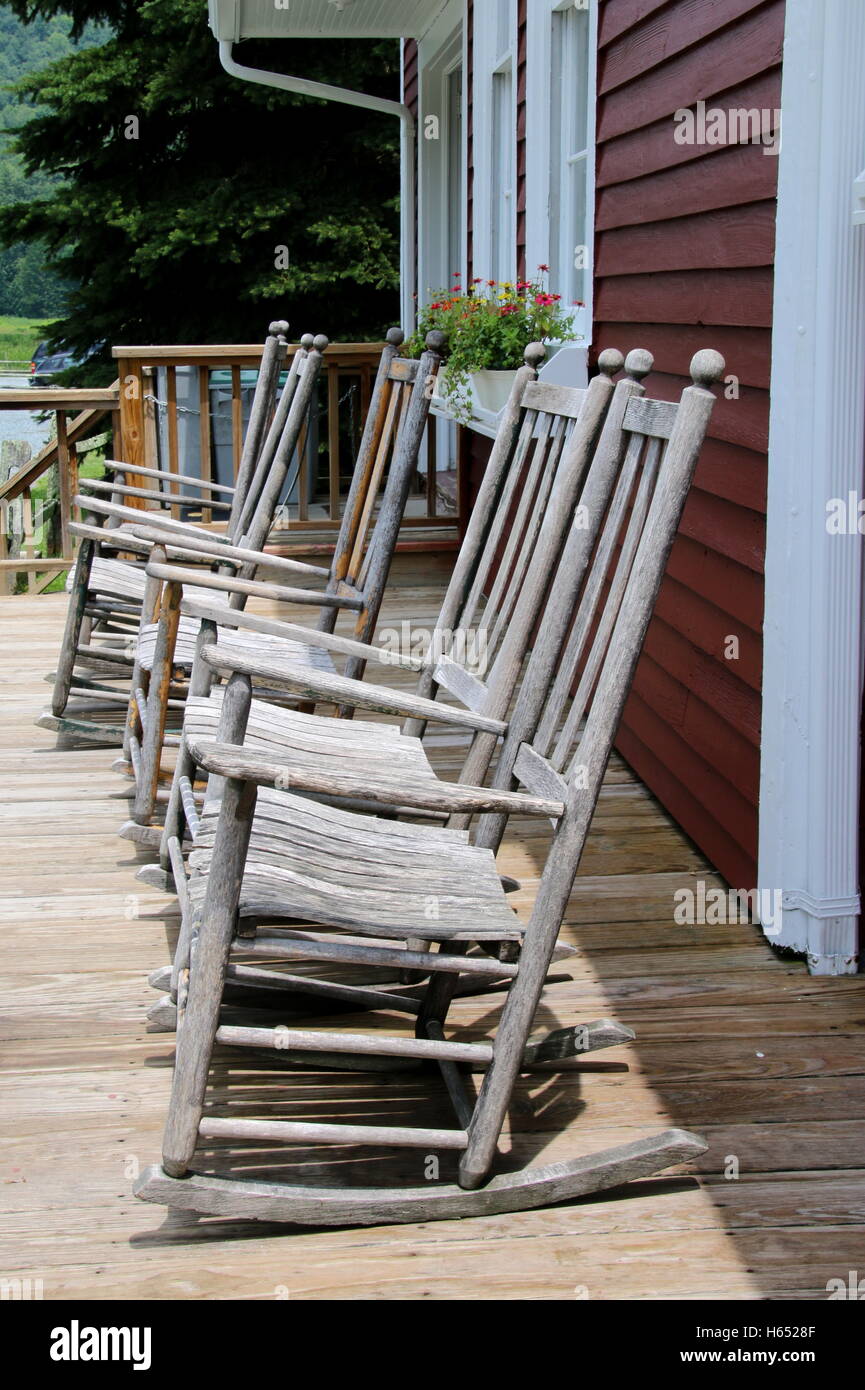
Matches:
[[0, 374, 55, 458]]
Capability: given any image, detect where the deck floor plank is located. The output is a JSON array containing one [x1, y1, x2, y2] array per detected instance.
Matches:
[[1, 560, 863, 1300]]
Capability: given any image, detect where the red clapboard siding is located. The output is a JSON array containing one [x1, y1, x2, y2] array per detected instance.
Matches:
[[595, 324, 770, 388], [597, 0, 784, 140], [617, 721, 760, 889], [599, 0, 769, 92], [404, 38, 418, 115], [594, 268, 773, 327], [595, 202, 776, 274], [596, 69, 781, 186], [596, 141, 779, 228], [593, 0, 784, 888], [666, 536, 764, 633]]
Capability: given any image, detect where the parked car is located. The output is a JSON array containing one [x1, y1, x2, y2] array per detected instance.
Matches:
[[29, 341, 106, 387], [29, 349, 78, 387]]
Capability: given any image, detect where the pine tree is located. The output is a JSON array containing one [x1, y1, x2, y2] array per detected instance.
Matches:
[[0, 1, 402, 374]]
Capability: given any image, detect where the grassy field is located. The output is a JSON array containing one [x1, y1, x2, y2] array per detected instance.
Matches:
[[0, 314, 49, 366]]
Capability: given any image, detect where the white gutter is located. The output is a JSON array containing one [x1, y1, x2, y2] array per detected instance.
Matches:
[[218, 40, 415, 332]]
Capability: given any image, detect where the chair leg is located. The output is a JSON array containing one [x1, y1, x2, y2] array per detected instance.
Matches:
[[458, 874, 572, 1190], [50, 539, 94, 717], [159, 620, 217, 872], [133, 582, 181, 825], [162, 751, 257, 1174]]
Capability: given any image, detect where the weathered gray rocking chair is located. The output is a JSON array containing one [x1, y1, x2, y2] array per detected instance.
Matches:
[[134, 350, 723, 1224], [143, 344, 640, 1026], [39, 320, 305, 742], [124, 329, 446, 828]]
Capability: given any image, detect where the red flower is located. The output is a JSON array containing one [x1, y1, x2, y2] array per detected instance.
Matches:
[[537, 263, 550, 272], [487, 279, 497, 286]]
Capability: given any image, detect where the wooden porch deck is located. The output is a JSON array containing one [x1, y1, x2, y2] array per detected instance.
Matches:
[[2, 558, 864, 1301]]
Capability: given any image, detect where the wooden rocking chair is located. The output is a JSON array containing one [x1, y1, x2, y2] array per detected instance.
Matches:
[[38, 320, 307, 742], [143, 345, 641, 1026], [133, 350, 724, 1224], [122, 329, 446, 828]]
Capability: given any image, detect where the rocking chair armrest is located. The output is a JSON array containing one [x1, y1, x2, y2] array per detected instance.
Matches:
[[188, 738, 564, 818], [69, 520, 152, 555], [103, 459, 236, 496], [180, 598, 426, 673], [145, 560, 361, 611], [200, 643, 509, 736], [79, 477, 234, 512], [73, 493, 233, 543], [128, 525, 330, 579]]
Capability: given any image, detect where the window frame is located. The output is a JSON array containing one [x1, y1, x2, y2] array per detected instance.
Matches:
[[525, 0, 597, 348]]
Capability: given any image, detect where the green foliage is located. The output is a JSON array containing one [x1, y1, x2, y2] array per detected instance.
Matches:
[[406, 270, 581, 424], [0, 312, 47, 359], [0, 5, 104, 318], [0, 0, 402, 369]]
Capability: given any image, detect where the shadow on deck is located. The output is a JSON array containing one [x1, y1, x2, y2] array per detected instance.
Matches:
[[1, 557, 863, 1300]]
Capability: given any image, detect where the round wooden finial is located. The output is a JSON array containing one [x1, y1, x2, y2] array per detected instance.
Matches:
[[523, 342, 546, 368], [299, 333, 314, 350], [313, 334, 330, 353], [624, 348, 653, 381], [386, 327, 405, 346], [425, 329, 447, 354], [690, 349, 725, 388], [269, 319, 290, 336], [597, 348, 624, 378]]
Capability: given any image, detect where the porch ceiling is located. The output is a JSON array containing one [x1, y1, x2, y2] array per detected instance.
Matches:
[[208, 0, 451, 42]]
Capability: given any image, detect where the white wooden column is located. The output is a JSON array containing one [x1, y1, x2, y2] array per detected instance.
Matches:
[[760, 0, 865, 973]]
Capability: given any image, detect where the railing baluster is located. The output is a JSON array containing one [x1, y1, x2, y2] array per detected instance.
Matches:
[[166, 366, 180, 519], [56, 411, 73, 560], [328, 363, 340, 520], [427, 415, 437, 518], [117, 355, 146, 495], [197, 366, 212, 524], [22, 489, 35, 593], [231, 364, 243, 486], [297, 417, 309, 523]]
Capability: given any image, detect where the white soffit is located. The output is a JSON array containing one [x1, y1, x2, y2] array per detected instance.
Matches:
[[208, 0, 450, 42]]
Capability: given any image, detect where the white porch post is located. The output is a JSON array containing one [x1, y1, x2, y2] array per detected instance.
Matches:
[[760, 0, 865, 973]]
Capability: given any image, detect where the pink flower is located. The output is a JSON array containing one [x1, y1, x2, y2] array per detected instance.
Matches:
[[534, 293, 556, 307]]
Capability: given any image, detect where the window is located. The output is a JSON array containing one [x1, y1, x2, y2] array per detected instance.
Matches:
[[472, 0, 516, 284], [549, 2, 590, 306], [526, 0, 596, 343], [490, 63, 515, 281]]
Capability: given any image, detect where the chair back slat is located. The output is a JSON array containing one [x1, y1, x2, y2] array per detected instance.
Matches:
[[225, 320, 288, 537], [333, 333, 446, 680], [233, 336, 311, 542], [479, 353, 724, 881], [552, 434, 662, 775], [458, 408, 539, 635], [482, 412, 573, 657], [533, 429, 649, 759]]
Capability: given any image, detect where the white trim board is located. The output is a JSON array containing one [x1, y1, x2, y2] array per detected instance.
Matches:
[[760, 0, 865, 974]]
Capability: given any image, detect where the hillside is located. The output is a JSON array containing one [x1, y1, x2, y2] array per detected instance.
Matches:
[[0, 5, 105, 318]]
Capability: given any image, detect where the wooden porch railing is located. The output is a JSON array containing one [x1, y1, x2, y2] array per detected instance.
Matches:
[[0, 340, 460, 595], [113, 342, 457, 543], [0, 386, 120, 594]]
